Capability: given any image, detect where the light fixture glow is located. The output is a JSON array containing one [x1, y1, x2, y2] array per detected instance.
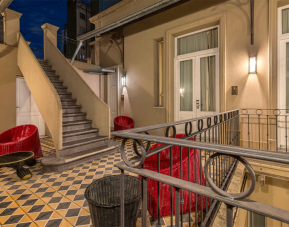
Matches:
[[180, 88, 184, 94], [121, 75, 126, 87], [249, 56, 257, 74]]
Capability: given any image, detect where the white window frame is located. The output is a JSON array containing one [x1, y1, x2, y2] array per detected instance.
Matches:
[[174, 25, 220, 124], [278, 5, 289, 111], [278, 5, 289, 148], [175, 25, 220, 59]]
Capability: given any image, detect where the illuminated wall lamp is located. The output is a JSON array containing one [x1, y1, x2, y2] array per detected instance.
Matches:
[[121, 75, 126, 87], [249, 56, 257, 74]]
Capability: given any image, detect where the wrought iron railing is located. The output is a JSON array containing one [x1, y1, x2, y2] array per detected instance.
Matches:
[[240, 108, 289, 152], [31, 47, 44, 59], [57, 35, 76, 59], [111, 109, 289, 227], [0, 14, 4, 44]]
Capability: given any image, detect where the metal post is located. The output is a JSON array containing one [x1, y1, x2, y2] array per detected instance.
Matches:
[[120, 170, 125, 227], [175, 187, 180, 227], [142, 176, 147, 227], [226, 204, 234, 227], [70, 40, 83, 64]]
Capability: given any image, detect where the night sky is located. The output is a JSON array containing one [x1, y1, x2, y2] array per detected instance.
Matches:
[[8, 0, 122, 51], [9, 0, 68, 50]]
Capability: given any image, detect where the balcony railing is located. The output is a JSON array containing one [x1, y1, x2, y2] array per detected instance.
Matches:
[[57, 35, 92, 63], [31, 47, 44, 60], [111, 109, 289, 227]]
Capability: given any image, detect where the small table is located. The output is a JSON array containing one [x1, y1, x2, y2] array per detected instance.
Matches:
[[0, 151, 34, 180]]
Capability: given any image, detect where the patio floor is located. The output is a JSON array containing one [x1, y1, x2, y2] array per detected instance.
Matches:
[[0, 137, 207, 227]]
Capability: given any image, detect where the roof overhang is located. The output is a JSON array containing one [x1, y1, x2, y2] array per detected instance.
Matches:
[[77, 0, 186, 41]]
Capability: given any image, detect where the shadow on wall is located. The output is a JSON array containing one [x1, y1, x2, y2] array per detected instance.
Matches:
[[123, 0, 229, 37], [99, 39, 122, 68], [0, 44, 14, 59]]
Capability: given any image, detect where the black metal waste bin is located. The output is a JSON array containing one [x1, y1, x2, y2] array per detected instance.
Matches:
[[84, 175, 141, 227]]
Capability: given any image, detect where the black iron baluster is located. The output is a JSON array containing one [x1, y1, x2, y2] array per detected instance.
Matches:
[[142, 176, 147, 227], [248, 115, 250, 148], [258, 114, 261, 149], [195, 142, 198, 227], [188, 146, 191, 227], [120, 170, 125, 227], [180, 146, 183, 226], [157, 153, 161, 226], [170, 147, 173, 227], [205, 130, 208, 215], [285, 116, 287, 153], [267, 115, 269, 151], [226, 204, 234, 227], [175, 187, 180, 227], [276, 115, 278, 151]]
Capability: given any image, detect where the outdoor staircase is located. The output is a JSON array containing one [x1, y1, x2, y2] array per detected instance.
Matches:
[[38, 59, 119, 172]]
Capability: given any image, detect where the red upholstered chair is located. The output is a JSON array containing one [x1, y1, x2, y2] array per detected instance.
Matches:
[[142, 134, 209, 218], [0, 125, 43, 159], [114, 116, 134, 131]]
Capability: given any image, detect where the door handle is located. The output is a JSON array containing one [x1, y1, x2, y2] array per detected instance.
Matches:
[[196, 100, 202, 109]]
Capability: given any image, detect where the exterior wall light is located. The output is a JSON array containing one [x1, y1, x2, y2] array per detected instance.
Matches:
[[180, 88, 184, 97], [249, 56, 257, 74], [121, 75, 126, 87]]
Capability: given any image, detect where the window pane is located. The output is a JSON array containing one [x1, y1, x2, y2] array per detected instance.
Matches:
[[286, 43, 289, 113], [200, 56, 216, 112], [177, 28, 218, 56], [180, 60, 193, 111], [283, 8, 289, 34]]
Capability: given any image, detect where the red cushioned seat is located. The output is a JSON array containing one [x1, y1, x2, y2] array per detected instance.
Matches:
[[0, 125, 43, 159], [114, 116, 134, 131], [142, 134, 209, 218]]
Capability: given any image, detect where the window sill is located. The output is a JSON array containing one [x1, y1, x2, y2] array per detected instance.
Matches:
[[153, 106, 164, 108]]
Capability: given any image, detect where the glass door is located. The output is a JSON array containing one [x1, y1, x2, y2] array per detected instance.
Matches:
[[195, 53, 219, 117], [175, 53, 219, 133]]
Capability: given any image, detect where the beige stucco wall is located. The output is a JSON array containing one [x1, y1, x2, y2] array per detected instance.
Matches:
[[235, 174, 289, 227], [66, 59, 100, 97], [0, 44, 21, 133], [91, 0, 271, 129]]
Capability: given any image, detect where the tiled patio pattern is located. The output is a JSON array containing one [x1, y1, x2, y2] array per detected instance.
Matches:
[[0, 137, 227, 227]]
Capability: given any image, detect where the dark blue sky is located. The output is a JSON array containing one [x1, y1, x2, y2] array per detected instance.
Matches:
[[8, 0, 122, 50], [9, 0, 68, 50]]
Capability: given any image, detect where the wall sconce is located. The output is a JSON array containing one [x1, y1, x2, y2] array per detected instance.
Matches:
[[249, 56, 257, 74], [180, 88, 184, 97], [121, 75, 126, 87]]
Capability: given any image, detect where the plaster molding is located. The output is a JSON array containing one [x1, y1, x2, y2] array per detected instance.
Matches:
[[41, 23, 59, 32], [89, 0, 142, 24], [4, 8, 22, 18], [164, 12, 227, 123], [268, 0, 278, 109]]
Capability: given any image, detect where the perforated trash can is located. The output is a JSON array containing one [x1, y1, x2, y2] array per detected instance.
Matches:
[[84, 175, 141, 227]]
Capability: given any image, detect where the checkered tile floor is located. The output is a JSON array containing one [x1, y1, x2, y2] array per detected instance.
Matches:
[[0, 137, 229, 227]]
